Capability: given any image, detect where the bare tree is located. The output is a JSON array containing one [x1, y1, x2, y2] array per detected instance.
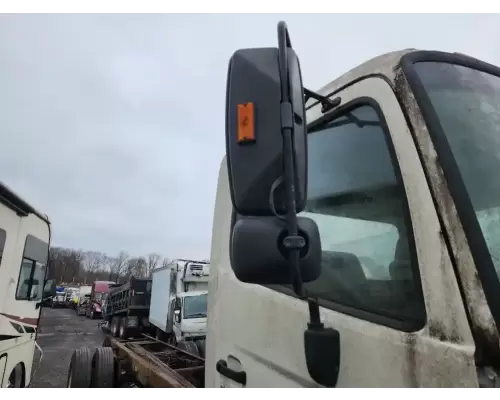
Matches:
[[83, 251, 106, 284], [161, 258, 170, 268], [110, 251, 129, 282], [126, 257, 147, 279], [49, 247, 84, 284], [146, 253, 161, 278]]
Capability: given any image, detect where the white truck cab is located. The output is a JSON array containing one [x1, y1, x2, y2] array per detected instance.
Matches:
[[206, 22, 500, 388], [173, 291, 208, 343], [150, 259, 210, 348]]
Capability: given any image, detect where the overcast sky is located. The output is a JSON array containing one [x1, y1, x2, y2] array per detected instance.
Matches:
[[0, 14, 499, 260]]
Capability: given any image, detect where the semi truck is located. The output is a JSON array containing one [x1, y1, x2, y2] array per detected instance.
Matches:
[[0, 181, 54, 387], [86, 281, 115, 319], [149, 259, 209, 353], [67, 21, 500, 387]]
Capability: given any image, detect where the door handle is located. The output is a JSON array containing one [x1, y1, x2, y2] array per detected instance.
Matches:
[[216, 359, 247, 385]]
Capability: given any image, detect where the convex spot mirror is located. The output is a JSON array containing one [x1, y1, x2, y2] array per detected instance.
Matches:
[[231, 215, 322, 284], [43, 279, 56, 299], [225, 45, 307, 216]]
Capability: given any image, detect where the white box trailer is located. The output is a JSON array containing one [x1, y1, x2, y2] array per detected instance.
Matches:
[[149, 260, 209, 355], [149, 266, 173, 333]]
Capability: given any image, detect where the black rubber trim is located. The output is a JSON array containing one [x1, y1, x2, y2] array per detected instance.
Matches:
[[0, 335, 20, 341], [0, 353, 7, 387], [400, 50, 500, 333], [216, 359, 247, 385], [231, 94, 427, 333]]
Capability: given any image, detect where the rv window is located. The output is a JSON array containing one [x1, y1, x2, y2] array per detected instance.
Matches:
[[0, 228, 5, 267], [16, 258, 46, 301]]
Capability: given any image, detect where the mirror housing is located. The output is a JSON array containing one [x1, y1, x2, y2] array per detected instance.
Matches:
[[225, 46, 307, 216], [230, 215, 321, 284], [174, 309, 181, 323], [42, 279, 56, 299]]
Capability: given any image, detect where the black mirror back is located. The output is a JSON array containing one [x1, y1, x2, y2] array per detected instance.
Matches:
[[230, 215, 321, 284], [225, 47, 307, 217]]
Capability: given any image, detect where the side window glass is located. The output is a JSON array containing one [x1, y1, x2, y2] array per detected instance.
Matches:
[[0, 229, 5, 267], [16, 259, 46, 300], [16, 235, 49, 301], [300, 104, 424, 324]]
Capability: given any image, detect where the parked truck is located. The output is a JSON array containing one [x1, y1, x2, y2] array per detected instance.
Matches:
[[76, 285, 92, 316], [104, 277, 152, 339], [149, 259, 209, 353], [51, 286, 66, 308], [86, 281, 115, 319], [67, 21, 500, 387]]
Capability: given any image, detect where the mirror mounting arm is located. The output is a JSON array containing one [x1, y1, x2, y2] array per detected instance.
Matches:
[[277, 21, 305, 298], [303, 88, 341, 114], [277, 21, 340, 388]]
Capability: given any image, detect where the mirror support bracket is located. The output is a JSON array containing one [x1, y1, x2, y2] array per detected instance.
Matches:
[[276, 21, 341, 388]]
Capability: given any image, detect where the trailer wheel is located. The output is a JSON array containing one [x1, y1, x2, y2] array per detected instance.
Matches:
[[67, 348, 94, 388], [177, 340, 200, 357], [119, 319, 128, 339], [110, 317, 120, 337], [194, 340, 206, 358], [91, 347, 115, 388], [7, 363, 24, 388]]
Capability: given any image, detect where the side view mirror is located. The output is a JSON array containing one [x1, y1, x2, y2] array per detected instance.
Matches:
[[225, 34, 306, 217], [224, 21, 340, 388], [225, 21, 319, 287], [42, 279, 56, 299], [174, 309, 181, 323], [231, 215, 321, 284]]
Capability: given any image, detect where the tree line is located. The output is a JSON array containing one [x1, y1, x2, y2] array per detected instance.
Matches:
[[48, 247, 168, 285]]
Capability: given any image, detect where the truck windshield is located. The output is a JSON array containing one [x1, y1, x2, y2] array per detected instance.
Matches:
[[183, 294, 208, 319], [412, 61, 500, 280]]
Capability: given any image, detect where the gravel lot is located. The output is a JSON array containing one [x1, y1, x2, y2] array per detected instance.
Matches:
[[30, 307, 105, 388]]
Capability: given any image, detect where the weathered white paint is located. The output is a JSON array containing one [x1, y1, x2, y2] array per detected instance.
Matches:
[[0, 187, 50, 388], [206, 49, 483, 387]]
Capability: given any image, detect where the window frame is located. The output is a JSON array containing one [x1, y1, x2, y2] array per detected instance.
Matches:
[[15, 234, 49, 301], [232, 97, 426, 332], [0, 228, 5, 267], [401, 51, 500, 334]]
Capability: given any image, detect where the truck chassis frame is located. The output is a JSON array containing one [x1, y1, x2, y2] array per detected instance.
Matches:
[[67, 332, 205, 388]]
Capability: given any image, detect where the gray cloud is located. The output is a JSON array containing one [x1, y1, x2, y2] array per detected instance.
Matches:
[[0, 14, 499, 259]]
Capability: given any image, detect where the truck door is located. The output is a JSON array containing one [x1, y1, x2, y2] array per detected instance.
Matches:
[[207, 76, 478, 387], [173, 297, 182, 343]]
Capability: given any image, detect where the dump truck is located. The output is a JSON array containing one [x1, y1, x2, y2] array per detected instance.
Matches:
[[104, 277, 152, 339], [67, 21, 500, 387]]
